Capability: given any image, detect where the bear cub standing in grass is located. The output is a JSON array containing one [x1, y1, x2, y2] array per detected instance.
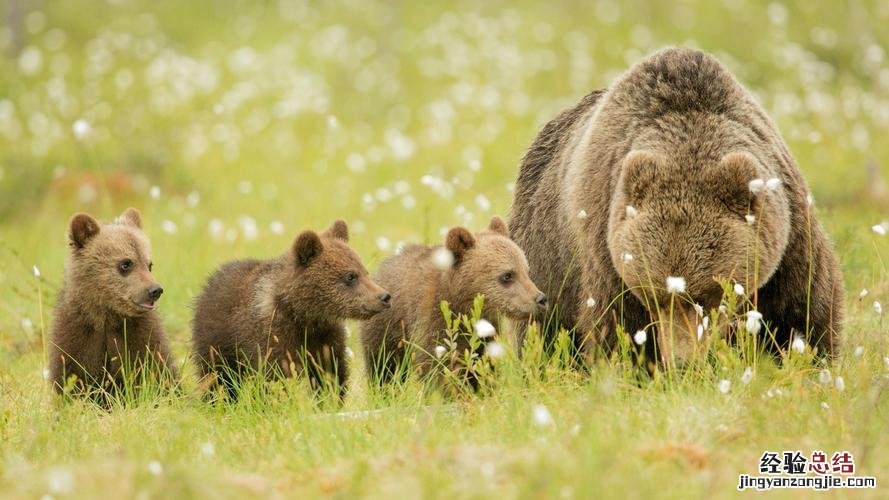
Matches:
[[48, 208, 178, 400], [360, 216, 547, 387], [509, 47, 843, 365], [192, 220, 390, 399]]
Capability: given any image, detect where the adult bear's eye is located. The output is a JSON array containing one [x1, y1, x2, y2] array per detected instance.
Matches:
[[499, 271, 514, 285], [118, 259, 134, 275], [342, 272, 358, 286]]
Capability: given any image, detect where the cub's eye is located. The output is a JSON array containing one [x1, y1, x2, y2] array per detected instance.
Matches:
[[118, 259, 134, 275], [342, 272, 358, 286], [148, 262, 153, 272], [499, 271, 514, 285]]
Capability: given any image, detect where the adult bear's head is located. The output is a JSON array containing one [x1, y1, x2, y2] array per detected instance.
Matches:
[[607, 149, 791, 363]]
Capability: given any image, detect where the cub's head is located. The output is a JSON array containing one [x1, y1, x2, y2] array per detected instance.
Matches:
[[66, 208, 163, 317], [288, 220, 390, 320], [607, 150, 791, 362], [440, 216, 546, 319]]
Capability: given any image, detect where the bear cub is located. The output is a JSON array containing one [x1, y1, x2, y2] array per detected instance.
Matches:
[[48, 208, 178, 401], [192, 220, 390, 399], [360, 216, 546, 387]]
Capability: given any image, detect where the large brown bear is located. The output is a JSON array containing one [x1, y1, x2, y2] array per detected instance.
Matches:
[[48, 208, 178, 401], [360, 216, 547, 387], [192, 220, 390, 399], [509, 47, 843, 365]]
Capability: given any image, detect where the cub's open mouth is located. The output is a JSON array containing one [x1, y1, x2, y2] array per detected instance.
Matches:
[[136, 301, 158, 310]]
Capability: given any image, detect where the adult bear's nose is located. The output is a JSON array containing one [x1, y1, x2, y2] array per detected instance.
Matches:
[[148, 284, 164, 301], [378, 292, 391, 305], [535, 293, 548, 308]]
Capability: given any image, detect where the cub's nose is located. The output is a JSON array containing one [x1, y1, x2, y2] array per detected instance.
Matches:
[[148, 284, 164, 301], [535, 293, 548, 308], [378, 292, 391, 306]]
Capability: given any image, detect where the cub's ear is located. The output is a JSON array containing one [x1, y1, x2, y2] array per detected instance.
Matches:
[[118, 207, 142, 228], [323, 219, 349, 242], [293, 230, 323, 268], [487, 216, 509, 237], [620, 150, 661, 203], [445, 226, 476, 264], [715, 152, 760, 212], [69, 213, 101, 250]]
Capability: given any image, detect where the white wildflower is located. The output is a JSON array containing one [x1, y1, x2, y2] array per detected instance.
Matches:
[[665, 276, 686, 294], [149, 185, 161, 200], [585, 297, 596, 308], [854, 346, 864, 357], [475, 194, 491, 212], [733, 283, 745, 296], [718, 379, 731, 394], [873, 224, 887, 236], [33, 265, 41, 278], [21, 318, 33, 333], [576, 209, 588, 219], [475, 319, 496, 339], [883, 356, 889, 369], [532, 404, 553, 427], [696, 323, 704, 341], [693, 303, 704, 317], [765, 177, 782, 191], [621, 252, 634, 263], [859, 289, 868, 299], [745, 214, 755, 225], [47, 467, 74, 494], [200, 442, 215, 458], [147, 461, 162, 476], [161, 220, 177, 234], [834, 376, 845, 392], [345, 347, 354, 359], [702, 316, 710, 330], [806, 193, 814, 206], [434, 345, 447, 358], [42, 368, 50, 380], [718, 304, 728, 315], [375, 237, 391, 252], [748, 178, 765, 194], [633, 330, 647, 345], [625, 205, 638, 219], [186, 191, 200, 207], [791, 335, 806, 354], [431, 247, 454, 269], [745, 310, 763, 334], [818, 369, 832, 385], [269, 220, 285, 235], [875, 301, 883, 315], [821, 401, 830, 410], [741, 367, 754, 385], [72, 119, 91, 140], [486, 341, 506, 359]]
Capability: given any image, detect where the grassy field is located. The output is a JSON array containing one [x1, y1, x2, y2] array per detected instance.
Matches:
[[2, 0, 889, 498]]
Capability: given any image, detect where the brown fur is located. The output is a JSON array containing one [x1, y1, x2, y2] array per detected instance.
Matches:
[[191, 220, 389, 399], [48, 208, 177, 400], [509, 47, 843, 364], [360, 216, 546, 386]]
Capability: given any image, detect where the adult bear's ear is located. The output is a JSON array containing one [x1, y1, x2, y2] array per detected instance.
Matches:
[[715, 152, 760, 214], [322, 219, 349, 242], [118, 207, 142, 228], [487, 216, 509, 237], [293, 230, 323, 268], [445, 226, 476, 264], [620, 150, 661, 204], [69, 213, 101, 250]]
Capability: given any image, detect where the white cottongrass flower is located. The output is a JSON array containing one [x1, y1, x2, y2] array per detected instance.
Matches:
[[748, 178, 765, 194], [72, 119, 92, 140], [702, 316, 710, 330], [633, 330, 647, 345], [532, 404, 553, 427], [161, 220, 177, 234], [42, 368, 50, 380], [806, 193, 814, 206], [475, 194, 491, 212], [791, 335, 806, 354], [434, 345, 447, 358], [621, 252, 634, 263], [431, 247, 454, 270], [718, 304, 728, 315], [269, 220, 285, 235], [873, 223, 888, 236], [21, 318, 33, 333], [734, 283, 745, 296], [693, 303, 704, 317], [375, 237, 391, 252], [186, 191, 200, 207], [765, 178, 782, 191], [854, 346, 864, 357], [344, 347, 354, 359], [147, 460, 163, 476], [883, 356, 889, 369], [625, 205, 638, 219], [859, 289, 868, 299], [149, 185, 161, 200], [576, 209, 588, 219], [586, 297, 596, 308], [33, 265, 41, 278], [745, 310, 763, 334], [486, 341, 506, 359], [834, 376, 845, 392], [47, 467, 74, 494], [875, 301, 883, 315], [696, 323, 704, 341], [718, 379, 731, 394], [745, 214, 755, 225], [741, 367, 754, 385], [200, 442, 215, 458], [665, 276, 686, 294], [474, 319, 496, 339], [818, 369, 832, 385], [821, 401, 830, 410]]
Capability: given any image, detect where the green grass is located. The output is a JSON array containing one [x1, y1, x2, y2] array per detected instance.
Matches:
[[2, 0, 889, 497]]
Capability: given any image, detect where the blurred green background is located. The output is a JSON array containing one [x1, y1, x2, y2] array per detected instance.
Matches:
[[1, 0, 888, 363]]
